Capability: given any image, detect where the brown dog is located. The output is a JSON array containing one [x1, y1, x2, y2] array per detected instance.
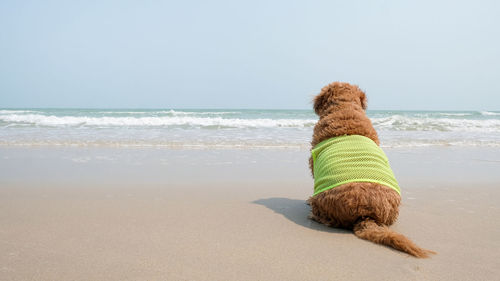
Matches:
[[308, 82, 435, 258]]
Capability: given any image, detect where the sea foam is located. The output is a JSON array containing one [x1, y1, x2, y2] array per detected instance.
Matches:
[[0, 113, 316, 128], [371, 115, 500, 132], [1, 109, 499, 148]]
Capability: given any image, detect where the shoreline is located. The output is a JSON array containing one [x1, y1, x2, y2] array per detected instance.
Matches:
[[1, 145, 500, 185]]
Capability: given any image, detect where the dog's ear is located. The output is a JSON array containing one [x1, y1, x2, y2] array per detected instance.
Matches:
[[359, 91, 367, 110], [313, 92, 328, 116], [313, 84, 337, 116]]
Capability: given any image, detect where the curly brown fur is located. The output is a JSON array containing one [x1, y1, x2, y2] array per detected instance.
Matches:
[[308, 183, 400, 228], [309, 82, 435, 258]]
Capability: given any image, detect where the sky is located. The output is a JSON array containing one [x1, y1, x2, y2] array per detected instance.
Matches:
[[0, 0, 499, 110]]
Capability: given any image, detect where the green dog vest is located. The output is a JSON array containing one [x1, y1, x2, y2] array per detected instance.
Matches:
[[312, 135, 400, 196]]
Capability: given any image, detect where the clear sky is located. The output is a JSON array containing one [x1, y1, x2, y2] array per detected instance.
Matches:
[[0, 0, 499, 110]]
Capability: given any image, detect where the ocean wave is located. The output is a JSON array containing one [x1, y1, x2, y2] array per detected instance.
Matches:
[[438, 113, 474, 117], [372, 115, 500, 132], [166, 110, 241, 116], [92, 110, 241, 116], [0, 114, 316, 128], [0, 110, 36, 114], [480, 111, 500, 116], [2, 112, 500, 132]]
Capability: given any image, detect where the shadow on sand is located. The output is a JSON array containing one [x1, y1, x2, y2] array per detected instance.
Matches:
[[252, 197, 349, 234]]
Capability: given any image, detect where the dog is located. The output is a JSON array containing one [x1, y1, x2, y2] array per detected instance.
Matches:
[[308, 82, 435, 258]]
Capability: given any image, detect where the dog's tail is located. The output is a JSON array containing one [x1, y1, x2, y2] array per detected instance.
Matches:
[[353, 218, 436, 258]]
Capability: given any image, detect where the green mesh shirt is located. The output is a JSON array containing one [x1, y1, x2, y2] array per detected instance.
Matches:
[[312, 135, 400, 196]]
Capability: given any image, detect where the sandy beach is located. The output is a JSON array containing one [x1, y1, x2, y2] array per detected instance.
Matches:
[[2, 0, 500, 278], [1, 146, 500, 281]]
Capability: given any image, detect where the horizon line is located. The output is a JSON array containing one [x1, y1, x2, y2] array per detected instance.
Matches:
[[1, 107, 499, 112]]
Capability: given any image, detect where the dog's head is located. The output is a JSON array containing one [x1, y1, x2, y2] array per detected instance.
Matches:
[[313, 82, 367, 116]]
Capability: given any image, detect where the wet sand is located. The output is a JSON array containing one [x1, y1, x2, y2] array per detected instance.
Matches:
[[1, 146, 499, 280]]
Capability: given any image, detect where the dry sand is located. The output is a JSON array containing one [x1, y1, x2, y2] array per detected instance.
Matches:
[[1, 146, 499, 280]]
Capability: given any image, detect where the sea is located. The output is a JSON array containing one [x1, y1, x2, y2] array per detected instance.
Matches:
[[1, 109, 499, 149]]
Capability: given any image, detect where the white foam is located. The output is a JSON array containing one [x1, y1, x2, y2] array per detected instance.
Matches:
[[93, 110, 241, 116], [372, 115, 500, 132], [438, 113, 473, 117], [0, 110, 36, 114], [480, 111, 500, 116], [0, 114, 316, 128], [2, 110, 500, 148], [166, 110, 240, 116], [2, 112, 500, 132]]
